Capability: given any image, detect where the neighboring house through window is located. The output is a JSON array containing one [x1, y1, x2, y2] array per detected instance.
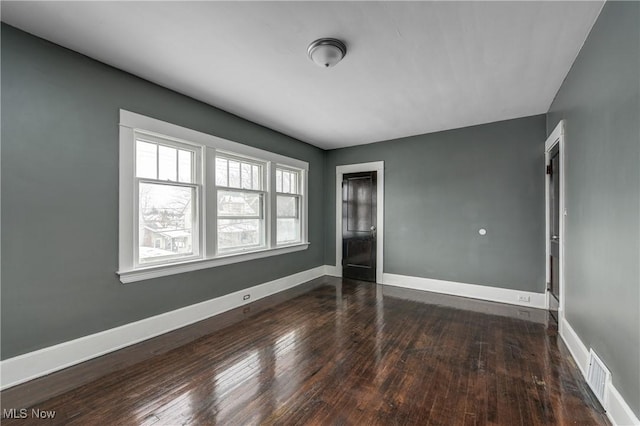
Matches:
[[118, 110, 309, 283], [215, 155, 266, 252], [135, 133, 201, 266]]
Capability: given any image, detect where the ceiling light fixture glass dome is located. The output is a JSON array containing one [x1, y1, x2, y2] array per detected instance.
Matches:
[[307, 38, 347, 68]]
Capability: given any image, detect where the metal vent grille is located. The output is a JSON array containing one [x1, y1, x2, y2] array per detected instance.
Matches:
[[586, 349, 611, 408]]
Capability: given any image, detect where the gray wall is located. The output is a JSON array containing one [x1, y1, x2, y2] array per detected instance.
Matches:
[[547, 1, 640, 417], [324, 115, 547, 293], [0, 24, 325, 359]]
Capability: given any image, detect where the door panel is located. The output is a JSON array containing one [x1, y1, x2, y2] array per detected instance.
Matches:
[[346, 239, 373, 266], [548, 144, 560, 315], [347, 177, 373, 232], [342, 172, 376, 282]]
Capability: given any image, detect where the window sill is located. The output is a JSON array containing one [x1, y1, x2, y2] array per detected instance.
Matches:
[[118, 242, 310, 284]]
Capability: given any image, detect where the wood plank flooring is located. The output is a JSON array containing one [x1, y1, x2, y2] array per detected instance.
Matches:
[[1, 277, 608, 425]]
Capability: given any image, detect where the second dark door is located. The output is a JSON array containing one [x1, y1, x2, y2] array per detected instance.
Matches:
[[342, 171, 377, 282]]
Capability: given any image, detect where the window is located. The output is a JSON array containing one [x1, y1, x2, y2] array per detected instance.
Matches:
[[215, 155, 266, 252], [118, 110, 308, 283], [135, 134, 201, 266], [276, 167, 302, 245]]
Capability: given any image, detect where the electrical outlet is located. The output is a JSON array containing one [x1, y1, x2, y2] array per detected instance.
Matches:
[[517, 295, 531, 303], [243, 294, 250, 301]]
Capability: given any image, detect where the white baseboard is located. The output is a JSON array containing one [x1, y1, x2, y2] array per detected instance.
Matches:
[[323, 264, 341, 277], [382, 273, 546, 309], [560, 316, 640, 426], [607, 383, 640, 426], [559, 316, 590, 377], [0, 265, 326, 391]]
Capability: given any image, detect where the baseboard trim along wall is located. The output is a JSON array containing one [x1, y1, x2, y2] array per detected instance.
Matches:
[[382, 273, 547, 309], [0, 265, 327, 391], [324, 264, 341, 278], [560, 317, 640, 426]]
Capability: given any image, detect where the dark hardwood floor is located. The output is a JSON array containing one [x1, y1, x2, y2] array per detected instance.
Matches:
[[1, 277, 608, 425]]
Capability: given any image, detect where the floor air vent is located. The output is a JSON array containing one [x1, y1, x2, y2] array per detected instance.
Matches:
[[586, 349, 611, 408]]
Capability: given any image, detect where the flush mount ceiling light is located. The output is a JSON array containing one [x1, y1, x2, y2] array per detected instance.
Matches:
[[307, 38, 347, 68]]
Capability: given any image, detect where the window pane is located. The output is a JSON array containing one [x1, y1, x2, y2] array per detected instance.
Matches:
[[283, 171, 290, 193], [178, 150, 192, 183], [276, 168, 300, 194], [216, 158, 228, 186], [276, 169, 282, 193], [218, 190, 261, 217], [277, 218, 300, 244], [229, 160, 240, 188], [136, 141, 157, 179], [252, 165, 260, 190], [241, 163, 252, 189], [139, 182, 195, 263], [218, 219, 262, 250], [277, 195, 298, 218], [158, 145, 177, 181]]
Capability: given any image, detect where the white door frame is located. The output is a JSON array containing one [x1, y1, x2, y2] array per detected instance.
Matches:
[[544, 120, 566, 322], [335, 162, 385, 283]]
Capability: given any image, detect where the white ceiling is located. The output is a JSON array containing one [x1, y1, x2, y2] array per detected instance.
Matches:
[[2, 1, 603, 150]]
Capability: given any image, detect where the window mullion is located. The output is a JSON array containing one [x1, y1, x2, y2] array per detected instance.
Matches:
[[155, 144, 159, 180], [206, 147, 217, 258], [269, 163, 277, 249], [176, 153, 179, 184], [301, 169, 308, 244], [137, 178, 199, 189], [215, 186, 265, 195], [133, 178, 140, 268], [218, 215, 262, 220]]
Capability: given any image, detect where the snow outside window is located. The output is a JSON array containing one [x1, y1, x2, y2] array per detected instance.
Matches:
[[118, 110, 309, 283]]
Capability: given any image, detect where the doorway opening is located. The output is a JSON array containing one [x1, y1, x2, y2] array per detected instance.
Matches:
[[335, 162, 384, 283], [545, 121, 565, 322]]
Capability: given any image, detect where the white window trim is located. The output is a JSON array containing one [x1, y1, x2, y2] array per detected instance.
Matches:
[[118, 109, 309, 283]]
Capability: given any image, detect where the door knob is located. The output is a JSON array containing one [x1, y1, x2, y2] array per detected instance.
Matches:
[[371, 226, 376, 231]]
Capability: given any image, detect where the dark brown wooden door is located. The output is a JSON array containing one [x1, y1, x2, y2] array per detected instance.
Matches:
[[548, 144, 560, 316], [342, 171, 377, 282]]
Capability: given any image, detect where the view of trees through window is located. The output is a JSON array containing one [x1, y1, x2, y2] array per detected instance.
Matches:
[[216, 157, 265, 251], [136, 138, 198, 264], [139, 183, 195, 263]]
